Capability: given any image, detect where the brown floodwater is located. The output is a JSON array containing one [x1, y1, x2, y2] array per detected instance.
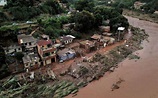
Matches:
[[66, 16, 158, 98]]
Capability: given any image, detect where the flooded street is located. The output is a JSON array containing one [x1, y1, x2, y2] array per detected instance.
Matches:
[[67, 16, 158, 98]]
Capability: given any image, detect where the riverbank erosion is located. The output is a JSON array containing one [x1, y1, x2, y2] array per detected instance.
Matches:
[[67, 16, 158, 98], [0, 19, 149, 97]]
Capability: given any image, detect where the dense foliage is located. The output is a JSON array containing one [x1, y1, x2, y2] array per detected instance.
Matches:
[[0, 47, 10, 79], [109, 15, 129, 31], [111, 0, 158, 13], [75, 0, 95, 12], [74, 10, 95, 31], [3, 0, 63, 20], [140, 0, 158, 13]]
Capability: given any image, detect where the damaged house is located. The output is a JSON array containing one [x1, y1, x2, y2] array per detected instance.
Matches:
[[37, 39, 57, 66], [57, 48, 76, 63], [3, 44, 22, 55], [17, 34, 37, 53], [79, 40, 97, 53], [22, 54, 40, 71], [60, 35, 75, 45]]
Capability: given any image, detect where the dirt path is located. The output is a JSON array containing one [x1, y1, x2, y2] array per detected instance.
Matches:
[[66, 16, 158, 98]]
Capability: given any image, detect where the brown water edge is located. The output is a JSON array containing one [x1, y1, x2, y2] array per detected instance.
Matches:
[[66, 16, 158, 98]]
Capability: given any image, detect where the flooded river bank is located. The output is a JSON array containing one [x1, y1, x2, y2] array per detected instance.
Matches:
[[67, 16, 158, 98]]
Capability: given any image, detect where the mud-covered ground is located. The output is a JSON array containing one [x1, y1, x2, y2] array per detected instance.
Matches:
[[0, 24, 148, 98], [67, 16, 158, 98]]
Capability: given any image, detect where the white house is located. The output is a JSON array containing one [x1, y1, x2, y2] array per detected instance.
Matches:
[[17, 34, 37, 52], [60, 35, 75, 45], [3, 44, 22, 54], [0, 0, 7, 6]]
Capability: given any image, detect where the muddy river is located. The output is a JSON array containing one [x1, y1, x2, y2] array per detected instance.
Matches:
[[66, 16, 158, 98]]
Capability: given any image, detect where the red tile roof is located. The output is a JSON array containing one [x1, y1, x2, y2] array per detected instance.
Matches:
[[37, 40, 52, 46]]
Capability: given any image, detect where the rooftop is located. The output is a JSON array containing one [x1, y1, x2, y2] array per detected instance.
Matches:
[[91, 34, 102, 40], [41, 34, 49, 39], [118, 27, 125, 31], [3, 43, 21, 50], [60, 35, 75, 42], [17, 34, 37, 44], [37, 40, 52, 46], [80, 40, 95, 47], [57, 48, 75, 56], [23, 54, 40, 64]]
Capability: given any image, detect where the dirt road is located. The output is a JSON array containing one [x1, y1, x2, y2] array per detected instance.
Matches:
[[66, 16, 158, 98]]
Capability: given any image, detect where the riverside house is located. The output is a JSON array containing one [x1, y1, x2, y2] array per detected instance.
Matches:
[[17, 34, 37, 53], [37, 39, 57, 66]]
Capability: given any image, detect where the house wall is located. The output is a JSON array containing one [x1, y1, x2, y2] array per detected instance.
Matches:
[[24, 61, 40, 71], [46, 59, 51, 65], [64, 39, 73, 44], [24, 41, 36, 49], [37, 45, 43, 58], [80, 44, 90, 53], [5, 49, 15, 54], [5, 47, 22, 54]]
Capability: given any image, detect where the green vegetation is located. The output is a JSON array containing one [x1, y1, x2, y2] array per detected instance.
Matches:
[[75, 0, 95, 12], [74, 10, 95, 31], [140, 0, 158, 13], [2, 0, 63, 21], [109, 0, 158, 14], [0, 79, 79, 98], [111, 0, 136, 9], [0, 47, 10, 79]]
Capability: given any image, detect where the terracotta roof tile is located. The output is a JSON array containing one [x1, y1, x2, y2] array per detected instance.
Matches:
[[37, 40, 52, 46]]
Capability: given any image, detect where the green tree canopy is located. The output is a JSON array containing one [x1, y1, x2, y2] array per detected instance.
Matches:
[[75, 0, 95, 12], [109, 15, 129, 32], [74, 10, 95, 32], [0, 46, 6, 65]]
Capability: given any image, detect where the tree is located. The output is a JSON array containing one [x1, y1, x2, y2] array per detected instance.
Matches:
[[74, 10, 95, 32], [75, 0, 95, 12], [94, 12, 103, 27], [109, 15, 129, 32], [0, 47, 10, 79], [94, 7, 110, 20], [0, 64, 10, 79], [0, 47, 6, 65]]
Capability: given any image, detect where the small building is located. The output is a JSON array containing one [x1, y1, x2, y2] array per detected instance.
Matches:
[[99, 26, 110, 32], [22, 54, 40, 71], [91, 34, 113, 47], [134, 1, 146, 9], [41, 34, 50, 40], [154, 11, 158, 14], [91, 34, 102, 41], [102, 32, 113, 36], [57, 48, 76, 62], [37, 40, 57, 66], [102, 36, 115, 45], [3, 44, 22, 54], [79, 40, 97, 53], [63, 23, 75, 30], [117, 27, 125, 41], [60, 35, 75, 45], [0, 0, 7, 6], [17, 34, 37, 52]]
